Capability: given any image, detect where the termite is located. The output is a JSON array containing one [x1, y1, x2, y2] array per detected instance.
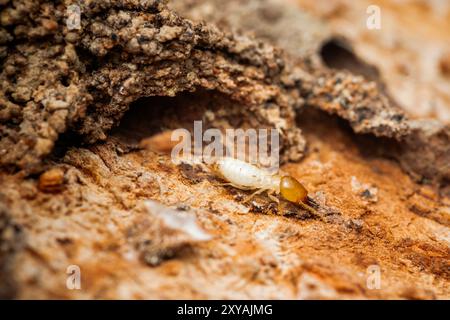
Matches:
[[212, 157, 318, 215]]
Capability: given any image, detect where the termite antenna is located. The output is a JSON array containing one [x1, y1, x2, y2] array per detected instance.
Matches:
[[306, 196, 319, 208], [298, 201, 323, 221]]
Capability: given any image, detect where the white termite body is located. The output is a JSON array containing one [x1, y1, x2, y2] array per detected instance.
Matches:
[[214, 157, 281, 192], [212, 157, 319, 216]]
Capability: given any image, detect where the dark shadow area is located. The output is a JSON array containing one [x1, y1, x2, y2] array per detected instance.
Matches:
[[111, 90, 232, 144], [320, 38, 381, 82], [297, 106, 400, 164], [110, 89, 267, 146]]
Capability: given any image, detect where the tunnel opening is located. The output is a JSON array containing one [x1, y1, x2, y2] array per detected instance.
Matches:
[[320, 38, 381, 82], [108, 90, 281, 166]]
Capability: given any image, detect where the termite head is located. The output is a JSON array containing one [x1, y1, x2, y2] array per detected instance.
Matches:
[[280, 175, 308, 204]]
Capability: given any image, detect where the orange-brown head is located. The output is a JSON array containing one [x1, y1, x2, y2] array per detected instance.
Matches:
[[280, 175, 308, 204]]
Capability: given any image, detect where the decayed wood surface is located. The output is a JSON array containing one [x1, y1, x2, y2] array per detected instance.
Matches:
[[0, 0, 449, 299]]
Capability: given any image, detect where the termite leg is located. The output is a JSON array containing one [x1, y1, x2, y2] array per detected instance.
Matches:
[[306, 196, 319, 208], [267, 192, 279, 204], [298, 201, 324, 221], [243, 188, 266, 203], [266, 191, 281, 214]]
